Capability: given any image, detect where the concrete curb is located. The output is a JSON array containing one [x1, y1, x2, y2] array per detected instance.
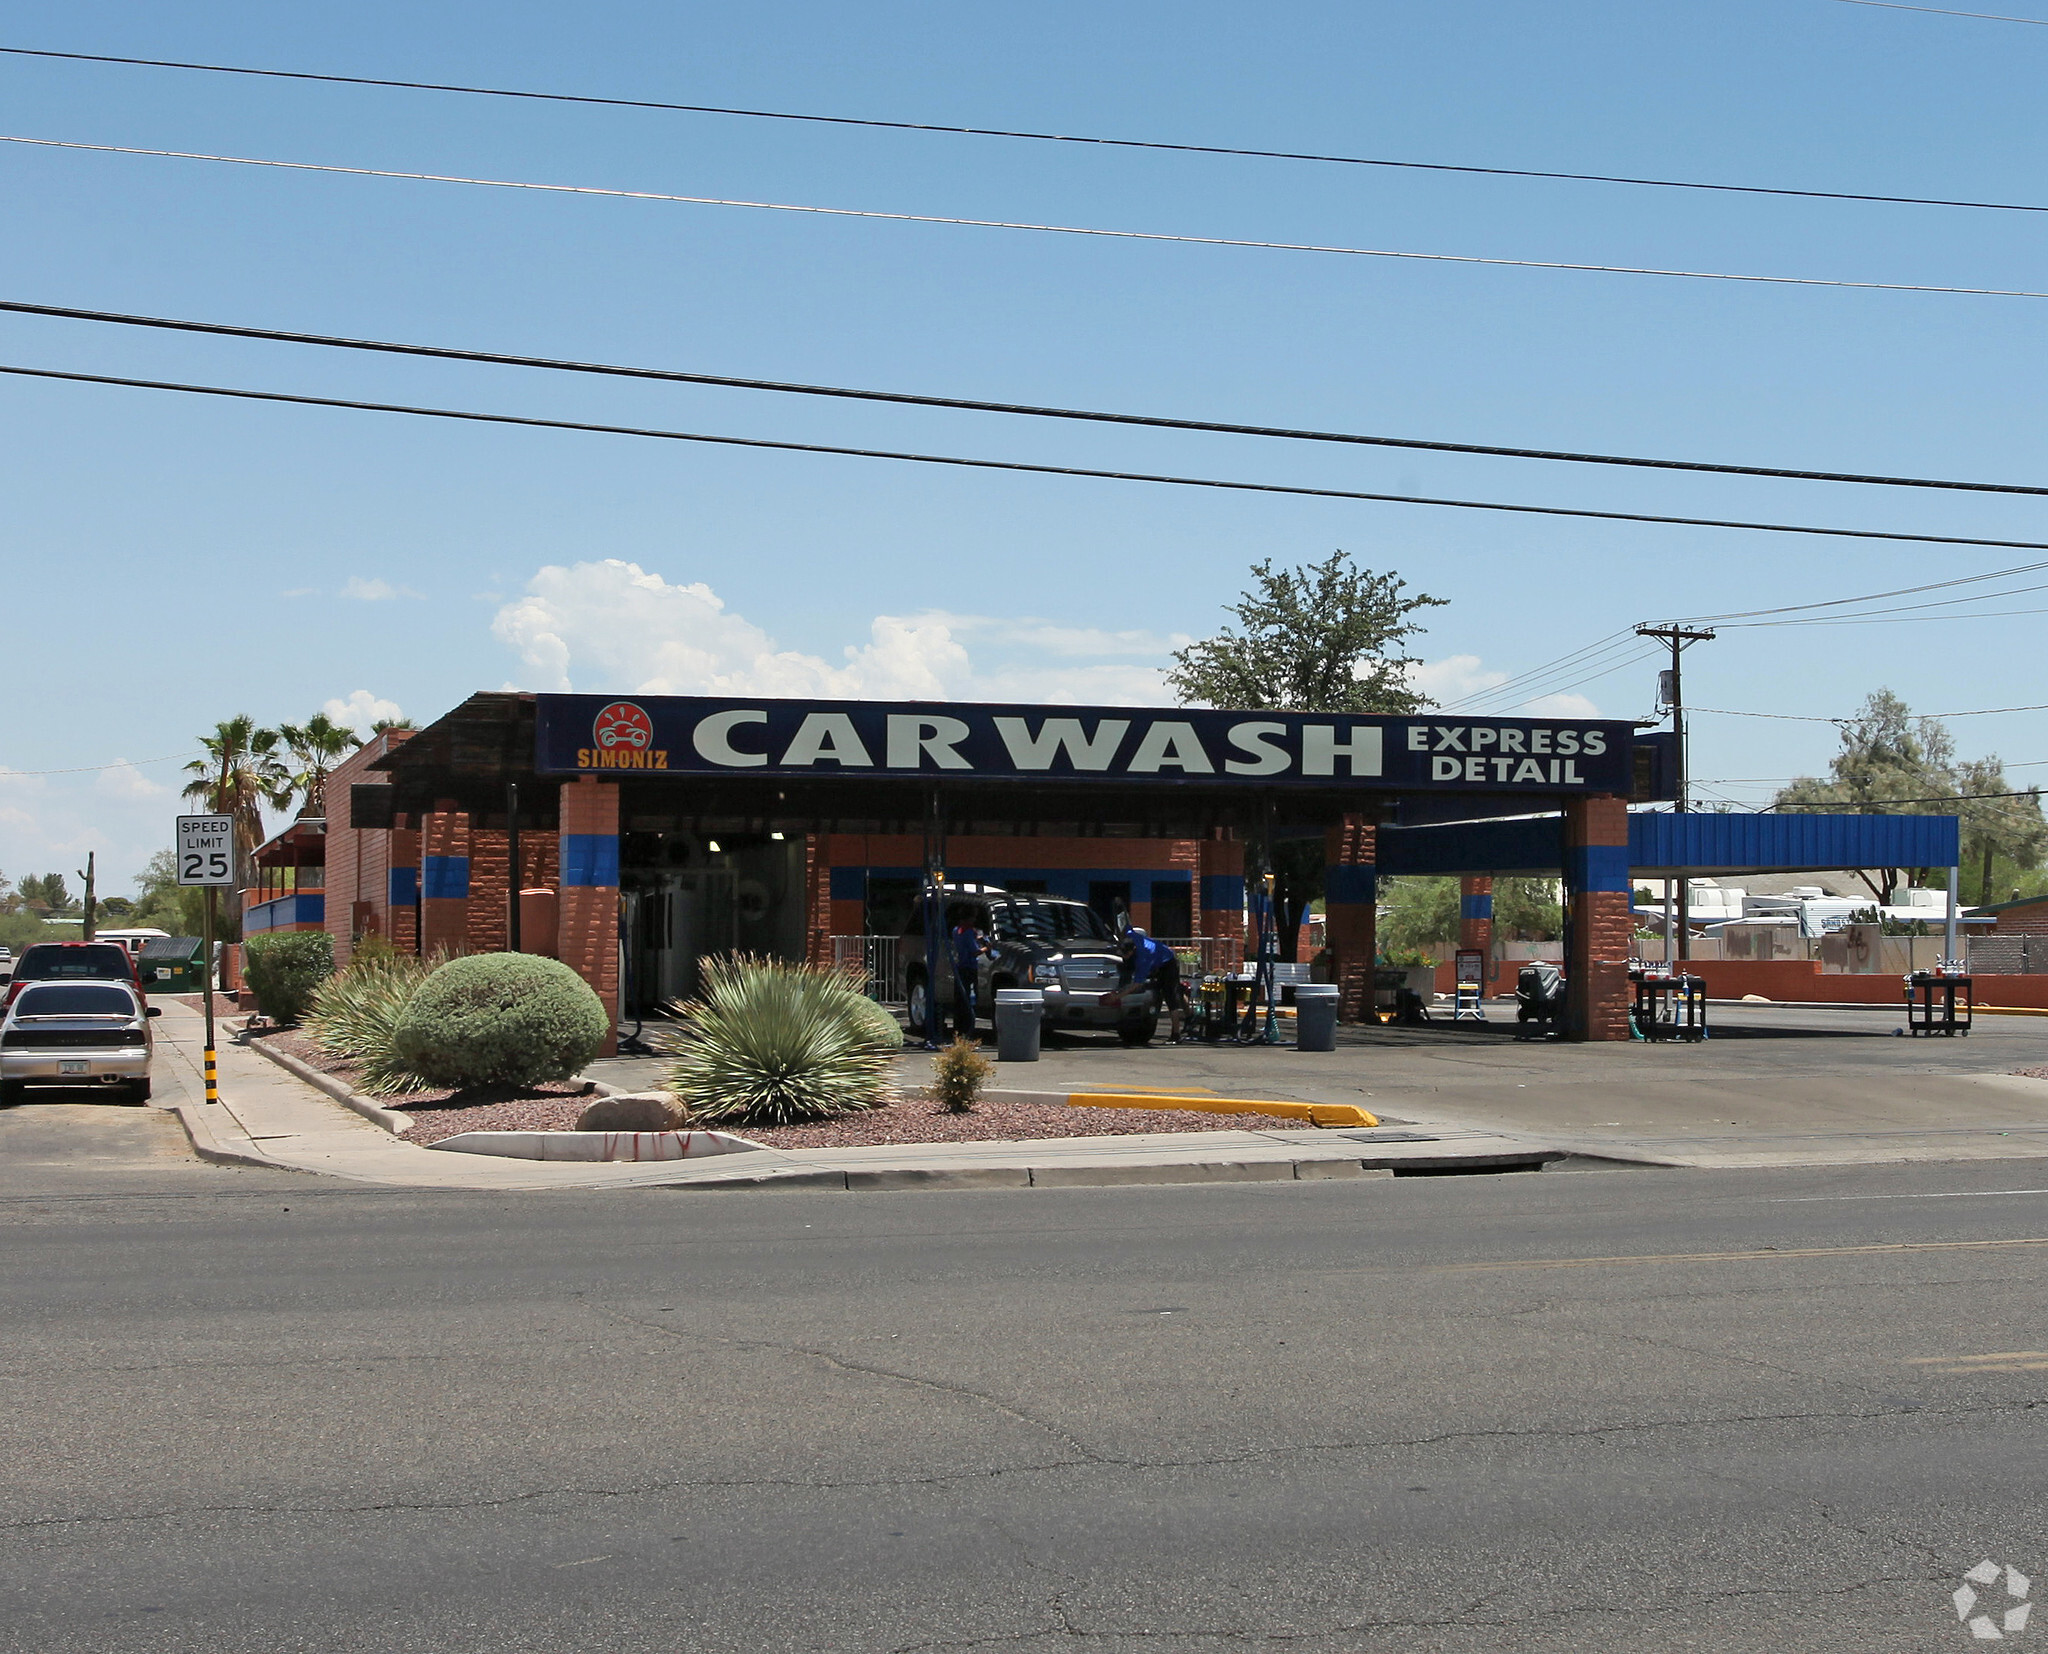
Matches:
[[239, 1032, 413, 1132], [667, 1158, 1407, 1192], [162, 1100, 305, 1173]]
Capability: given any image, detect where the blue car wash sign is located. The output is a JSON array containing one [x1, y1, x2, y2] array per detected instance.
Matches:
[[535, 695, 1635, 794]]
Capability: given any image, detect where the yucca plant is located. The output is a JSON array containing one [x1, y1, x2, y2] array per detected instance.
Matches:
[[304, 945, 436, 1095], [665, 956, 898, 1127]]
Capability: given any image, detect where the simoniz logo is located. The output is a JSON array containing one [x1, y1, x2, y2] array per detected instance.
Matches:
[[578, 700, 669, 769]]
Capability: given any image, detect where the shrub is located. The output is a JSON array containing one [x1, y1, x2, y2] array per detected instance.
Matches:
[[304, 946, 436, 1095], [665, 956, 896, 1128], [241, 931, 334, 1024], [845, 989, 907, 1055], [392, 953, 610, 1091], [931, 1036, 990, 1113]]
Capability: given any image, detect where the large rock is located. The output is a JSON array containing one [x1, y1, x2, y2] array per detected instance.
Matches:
[[575, 1090, 689, 1132]]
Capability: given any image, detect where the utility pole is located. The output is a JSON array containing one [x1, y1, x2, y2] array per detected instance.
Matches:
[[1636, 625, 1716, 959], [76, 852, 96, 941]]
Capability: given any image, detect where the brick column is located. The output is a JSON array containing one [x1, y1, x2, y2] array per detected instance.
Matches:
[[420, 804, 471, 958], [388, 819, 419, 954], [1324, 815, 1377, 1022], [465, 828, 512, 955], [1460, 875, 1496, 990], [1197, 836, 1245, 970], [558, 779, 620, 1055], [1564, 794, 1632, 1041]]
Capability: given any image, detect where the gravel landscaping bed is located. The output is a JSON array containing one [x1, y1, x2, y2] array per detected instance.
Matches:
[[242, 1025, 1298, 1147], [247, 1027, 593, 1118], [393, 1089, 1298, 1148]]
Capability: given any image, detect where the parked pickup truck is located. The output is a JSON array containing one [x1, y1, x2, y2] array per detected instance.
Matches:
[[899, 883, 1160, 1044]]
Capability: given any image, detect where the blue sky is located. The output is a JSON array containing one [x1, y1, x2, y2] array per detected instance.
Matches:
[[5, 0, 2048, 889]]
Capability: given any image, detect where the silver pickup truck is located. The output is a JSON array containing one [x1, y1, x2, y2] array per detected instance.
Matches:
[[900, 883, 1160, 1044]]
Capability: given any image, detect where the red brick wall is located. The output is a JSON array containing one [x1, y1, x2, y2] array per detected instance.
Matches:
[[1460, 874, 1495, 980], [558, 779, 620, 1054], [1993, 901, 2048, 936], [420, 806, 471, 958], [320, 731, 413, 969], [1324, 816, 1376, 1022], [1565, 795, 1632, 1042]]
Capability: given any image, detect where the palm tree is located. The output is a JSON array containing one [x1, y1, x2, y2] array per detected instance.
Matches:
[[277, 712, 357, 818], [182, 716, 292, 892]]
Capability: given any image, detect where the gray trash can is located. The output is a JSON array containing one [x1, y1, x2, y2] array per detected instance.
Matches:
[[1294, 983, 1340, 1052], [994, 987, 1044, 1062]]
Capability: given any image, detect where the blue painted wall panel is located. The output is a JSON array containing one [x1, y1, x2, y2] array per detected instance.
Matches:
[[1325, 865, 1377, 905], [422, 855, 470, 900], [561, 834, 620, 889], [389, 866, 417, 907]]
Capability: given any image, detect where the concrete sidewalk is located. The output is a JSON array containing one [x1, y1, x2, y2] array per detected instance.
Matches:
[[150, 1005, 1563, 1191]]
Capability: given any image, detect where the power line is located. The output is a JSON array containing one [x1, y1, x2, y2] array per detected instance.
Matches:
[[9, 41, 2048, 216], [10, 132, 2048, 303], [1831, 0, 2048, 23], [23, 359, 2048, 551], [13, 298, 2048, 500], [1698, 700, 2048, 722], [1671, 557, 2048, 624], [0, 750, 196, 776]]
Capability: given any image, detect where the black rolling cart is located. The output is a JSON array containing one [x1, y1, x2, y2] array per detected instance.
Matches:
[[1629, 967, 1708, 1042], [1904, 970, 1973, 1037]]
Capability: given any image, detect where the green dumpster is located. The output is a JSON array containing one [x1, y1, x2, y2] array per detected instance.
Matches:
[[137, 936, 206, 993]]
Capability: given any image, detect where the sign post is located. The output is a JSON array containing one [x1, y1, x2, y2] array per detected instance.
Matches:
[[177, 815, 235, 1105]]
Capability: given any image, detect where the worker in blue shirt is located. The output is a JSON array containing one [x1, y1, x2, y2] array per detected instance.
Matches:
[[1123, 926, 1186, 1042], [949, 910, 986, 1040]]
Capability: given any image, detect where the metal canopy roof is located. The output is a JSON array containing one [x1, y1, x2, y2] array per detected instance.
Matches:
[[1378, 811, 1961, 878]]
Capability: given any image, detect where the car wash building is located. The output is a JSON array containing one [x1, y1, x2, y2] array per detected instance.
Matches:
[[321, 690, 1672, 1048]]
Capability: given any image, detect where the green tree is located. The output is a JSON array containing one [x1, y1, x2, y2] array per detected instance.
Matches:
[[182, 715, 291, 893], [16, 873, 75, 917], [1955, 754, 2048, 905], [277, 711, 357, 818], [1167, 551, 1445, 958], [1377, 876, 1563, 958], [370, 716, 416, 734], [1774, 690, 2046, 904]]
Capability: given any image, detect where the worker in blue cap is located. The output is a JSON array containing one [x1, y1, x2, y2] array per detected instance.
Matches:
[[1122, 926, 1186, 1042]]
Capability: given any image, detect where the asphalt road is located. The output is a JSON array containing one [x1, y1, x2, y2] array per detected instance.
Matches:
[[4, 1150, 2045, 1653]]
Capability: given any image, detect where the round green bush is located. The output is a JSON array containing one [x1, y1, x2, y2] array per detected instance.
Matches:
[[392, 953, 609, 1090], [241, 930, 334, 1025]]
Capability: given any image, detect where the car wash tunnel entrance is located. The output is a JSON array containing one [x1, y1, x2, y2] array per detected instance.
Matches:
[[314, 689, 1963, 1051]]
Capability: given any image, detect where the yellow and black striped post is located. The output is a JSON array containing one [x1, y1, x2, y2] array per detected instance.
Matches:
[[201, 884, 220, 1103]]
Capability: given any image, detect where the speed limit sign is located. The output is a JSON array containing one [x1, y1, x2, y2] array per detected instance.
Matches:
[[176, 816, 236, 886]]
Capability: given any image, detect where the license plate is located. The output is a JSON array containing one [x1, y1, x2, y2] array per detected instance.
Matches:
[[60, 1060, 87, 1075]]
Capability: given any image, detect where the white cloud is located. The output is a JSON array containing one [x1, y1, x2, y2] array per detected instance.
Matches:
[[323, 690, 404, 737], [1407, 654, 1506, 705], [1523, 692, 1603, 718], [94, 760, 169, 802], [1405, 654, 1601, 718], [341, 577, 421, 602], [493, 560, 976, 701]]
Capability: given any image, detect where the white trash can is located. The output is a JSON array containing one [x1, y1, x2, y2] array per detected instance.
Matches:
[[994, 987, 1045, 1062], [1294, 983, 1340, 1052]]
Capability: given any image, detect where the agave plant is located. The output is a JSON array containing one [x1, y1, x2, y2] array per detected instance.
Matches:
[[303, 944, 436, 1095], [665, 956, 898, 1127]]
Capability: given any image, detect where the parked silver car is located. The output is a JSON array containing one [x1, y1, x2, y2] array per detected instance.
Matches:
[[900, 883, 1160, 1044], [0, 980, 159, 1104]]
